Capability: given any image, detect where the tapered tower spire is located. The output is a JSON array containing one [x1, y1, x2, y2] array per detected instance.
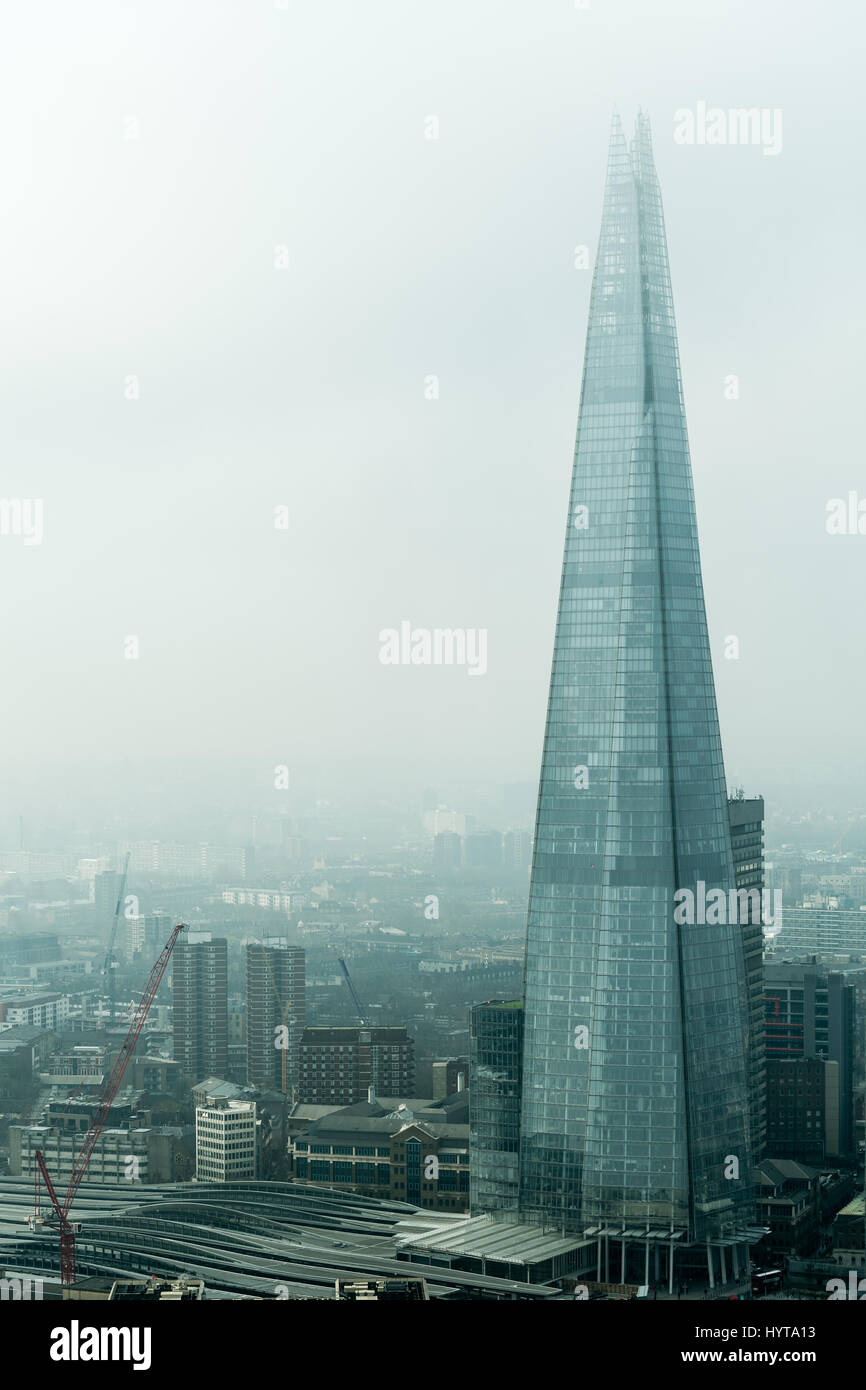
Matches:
[[517, 114, 753, 1242]]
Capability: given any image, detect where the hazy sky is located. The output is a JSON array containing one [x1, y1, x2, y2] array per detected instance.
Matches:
[[1, 0, 864, 831]]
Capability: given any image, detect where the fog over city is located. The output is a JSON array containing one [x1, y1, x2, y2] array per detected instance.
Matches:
[[1, 0, 864, 844]]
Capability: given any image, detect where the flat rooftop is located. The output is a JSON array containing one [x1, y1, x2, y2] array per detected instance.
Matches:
[[400, 1215, 586, 1266]]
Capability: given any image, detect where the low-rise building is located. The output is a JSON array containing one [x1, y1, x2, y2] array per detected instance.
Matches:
[[291, 1093, 469, 1213], [831, 1193, 866, 1265], [40, 1046, 107, 1087], [0, 991, 70, 1030], [192, 1076, 245, 1109], [0, 1025, 54, 1097], [753, 1159, 821, 1259], [335, 1277, 429, 1301], [11, 1122, 151, 1184]]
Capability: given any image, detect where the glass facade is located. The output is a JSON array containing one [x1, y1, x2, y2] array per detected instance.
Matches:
[[728, 796, 766, 1164], [518, 113, 754, 1240], [469, 1001, 524, 1214]]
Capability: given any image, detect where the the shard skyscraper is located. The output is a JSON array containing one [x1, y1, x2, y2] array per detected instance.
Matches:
[[517, 113, 755, 1250]]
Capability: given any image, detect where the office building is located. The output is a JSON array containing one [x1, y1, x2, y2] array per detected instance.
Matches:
[[517, 114, 754, 1269], [292, 1093, 469, 1212], [10, 1095, 168, 1184], [728, 794, 767, 1162], [764, 960, 855, 1157], [770, 906, 866, 957], [470, 1001, 523, 1216], [765, 1056, 833, 1164], [11, 1122, 152, 1185], [195, 1099, 257, 1182]]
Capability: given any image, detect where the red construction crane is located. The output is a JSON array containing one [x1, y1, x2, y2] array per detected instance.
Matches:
[[32, 921, 187, 1284]]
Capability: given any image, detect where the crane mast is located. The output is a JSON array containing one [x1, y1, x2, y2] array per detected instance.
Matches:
[[33, 920, 187, 1284]]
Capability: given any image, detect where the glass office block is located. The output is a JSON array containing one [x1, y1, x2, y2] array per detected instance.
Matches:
[[518, 114, 754, 1240]]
